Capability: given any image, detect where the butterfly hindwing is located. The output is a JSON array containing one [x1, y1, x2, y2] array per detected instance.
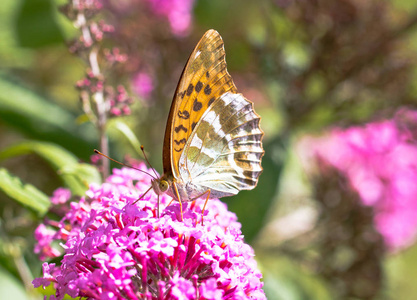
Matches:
[[179, 92, 264, 198], [163, 30, 238, 178]]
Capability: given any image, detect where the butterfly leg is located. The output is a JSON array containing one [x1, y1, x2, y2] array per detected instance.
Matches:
[[201, 189, 211, 226], [172, 182, 184, 221], [133, 186, 153, 204], [193, 189, 211, 226], [157, 194, 160, 218]]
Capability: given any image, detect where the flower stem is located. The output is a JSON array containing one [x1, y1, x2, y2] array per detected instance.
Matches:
[[71, 0, 110, 179]]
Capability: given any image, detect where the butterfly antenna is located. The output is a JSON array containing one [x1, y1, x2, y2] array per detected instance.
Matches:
[[140, 145, 159, 179], [94, 149, 157, 180]]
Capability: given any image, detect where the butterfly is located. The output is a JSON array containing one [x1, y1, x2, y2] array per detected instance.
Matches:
[[148, 29, 264, 223]]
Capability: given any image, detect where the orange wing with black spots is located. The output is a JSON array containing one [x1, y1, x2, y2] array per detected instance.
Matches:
[[162, 30, 238, 178]]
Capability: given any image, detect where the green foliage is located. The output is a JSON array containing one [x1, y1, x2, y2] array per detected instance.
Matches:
[[15, 0, 64, 48], [0, 168, 50, 215], [260, 254, 332, 300], [108, 119, 144, 157], [0, 266, 28, 300], [0, 75, 97, 160], [0, 141, 101, 196]]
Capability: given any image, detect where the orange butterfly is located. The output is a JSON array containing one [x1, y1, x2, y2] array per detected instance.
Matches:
[[151, 30, 264, 223], [97, 30, 264, 223]]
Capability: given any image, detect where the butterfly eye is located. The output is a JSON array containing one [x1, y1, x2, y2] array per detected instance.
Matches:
[[159, 180, 169, 192]]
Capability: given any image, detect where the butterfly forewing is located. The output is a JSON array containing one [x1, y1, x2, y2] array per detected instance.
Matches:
[[163, 30, 238, 178]]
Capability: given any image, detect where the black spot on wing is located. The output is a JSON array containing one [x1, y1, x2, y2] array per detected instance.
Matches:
[[208, 97, 215, 107], [174, 125, 188, 133], [174, 138, 187, 145], [178, 110, 190, 119], [191, 122, 197, 131], [186, 84, 194, 96], [204, 85, 212, 95], [195, 81, 203, 93], [193, 99, 203, 111]]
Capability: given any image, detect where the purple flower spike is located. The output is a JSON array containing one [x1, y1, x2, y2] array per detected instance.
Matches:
[[33, 164, 265, 299]]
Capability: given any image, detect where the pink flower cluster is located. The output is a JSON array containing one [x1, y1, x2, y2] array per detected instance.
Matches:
[[132, 72, 154, 101], [108, 85, 133, 116], [33, 164, 265, 299], [146, 0, 195, 36], [301, 110, 417, 250]]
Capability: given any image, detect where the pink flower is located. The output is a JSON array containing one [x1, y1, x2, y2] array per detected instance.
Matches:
[[170, 272, 196, 298], [132, 71, 154, 100], [201, 278, 224, 299], [50, 188, 72, 205], [90, 153, 102, 165], [146, 0, 195, 36], [34, 225, 61, 260], [110, 106, 122, 116], [107, 85, 133, 117], [33, 163, 265, 299], [301, 110, 417, 250]]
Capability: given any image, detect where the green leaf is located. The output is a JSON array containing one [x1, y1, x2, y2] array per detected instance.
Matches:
[[15, 0, 64, 48], [0, 141, 101, 196], [109, 120, 143, 157], [0, 74, 96, 160], [0, 168, 50, 215], [0, 266, 29, 300], [61, 163, 102, 189], [260, 255, 332, 300], [0, 141, 77, 166]]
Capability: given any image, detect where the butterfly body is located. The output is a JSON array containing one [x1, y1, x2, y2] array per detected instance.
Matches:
[[153, 30, 264, 219], [153, 174, 206, 202]]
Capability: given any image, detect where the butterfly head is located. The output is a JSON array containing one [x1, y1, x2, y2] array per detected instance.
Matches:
[[151, 174, 173, 196]]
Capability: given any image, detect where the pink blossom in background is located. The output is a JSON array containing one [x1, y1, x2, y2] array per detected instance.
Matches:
[[145, 0, 195, 36], [108, 85, 133, 117], [132, 71, 154, 100], [33, 163, 265, 299], [300, 110, 417, 250], [90, 153, 102, 165], [50, 188, 72, 205]]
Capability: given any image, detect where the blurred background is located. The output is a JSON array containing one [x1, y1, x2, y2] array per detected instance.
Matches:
[[1, 0, 417, 299]]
